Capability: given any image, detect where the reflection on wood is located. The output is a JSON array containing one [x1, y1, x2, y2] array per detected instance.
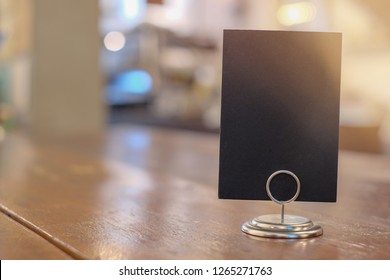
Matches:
[[0, 124, 389, 259]]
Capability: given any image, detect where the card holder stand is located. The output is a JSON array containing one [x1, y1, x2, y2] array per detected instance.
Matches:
[[242, 170, 323, 239]]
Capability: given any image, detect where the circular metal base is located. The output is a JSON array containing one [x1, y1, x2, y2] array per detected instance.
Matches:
[[242, 214, 323, 239]]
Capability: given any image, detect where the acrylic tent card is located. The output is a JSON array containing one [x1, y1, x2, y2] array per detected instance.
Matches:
[[218, 30, 342, 203]]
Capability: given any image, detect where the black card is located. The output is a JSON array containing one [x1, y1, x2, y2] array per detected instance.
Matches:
[[218, 30, 341, 202]]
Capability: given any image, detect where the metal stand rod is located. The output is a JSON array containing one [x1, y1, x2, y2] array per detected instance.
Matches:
[[242, 170, 323, 239]]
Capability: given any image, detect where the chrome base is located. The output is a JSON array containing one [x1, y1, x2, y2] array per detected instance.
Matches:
[[242, 214, 323, 239]]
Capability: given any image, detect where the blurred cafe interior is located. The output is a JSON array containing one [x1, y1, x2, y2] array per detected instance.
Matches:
[[0, 0, 389, 260], [1, 0, 390, 152]]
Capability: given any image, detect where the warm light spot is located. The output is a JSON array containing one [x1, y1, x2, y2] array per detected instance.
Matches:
[[104, 31, 126, 52], [277, 2, 317, 26]]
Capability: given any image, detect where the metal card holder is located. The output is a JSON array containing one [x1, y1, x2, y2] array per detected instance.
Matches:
[[242, 170, 323, 239]]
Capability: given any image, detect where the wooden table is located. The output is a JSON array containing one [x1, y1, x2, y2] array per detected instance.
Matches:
[[0, 124, 389, 259]]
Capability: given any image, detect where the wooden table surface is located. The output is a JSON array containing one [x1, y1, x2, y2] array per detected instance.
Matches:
[[0, 124, 389, 260]]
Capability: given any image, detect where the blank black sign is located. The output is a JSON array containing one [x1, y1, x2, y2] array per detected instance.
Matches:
[[218, 30, 341, 202]]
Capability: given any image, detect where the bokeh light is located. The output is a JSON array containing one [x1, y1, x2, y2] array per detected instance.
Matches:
[[104, 31, 126, 52]]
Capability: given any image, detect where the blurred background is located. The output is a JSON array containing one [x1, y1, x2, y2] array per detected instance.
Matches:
[[0, 0, 389, 154]]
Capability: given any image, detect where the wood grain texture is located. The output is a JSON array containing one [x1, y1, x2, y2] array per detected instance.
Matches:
[[0, 203, 89, 260], [0, 124, 389, 259], [0, 211, 72, 260]]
